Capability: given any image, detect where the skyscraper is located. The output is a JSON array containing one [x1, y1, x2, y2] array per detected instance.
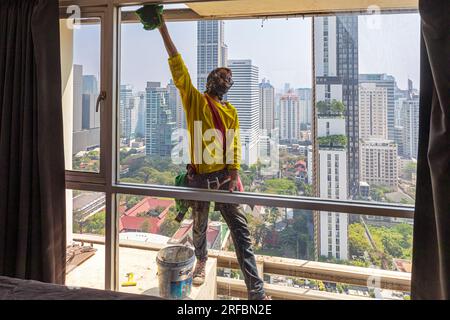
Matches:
[[135, 91, 146, 138], [167, 79, 181, 123], [359, 74, 396, 141], [72, 65, 100, 155], [313, 15, 357, 260], [317, 115, 348, 260], [314, 15, 359, 197], [120, 84, 134, 143], [358, 82, 388, 140], [400, 82, 419, 159], [82, 75, 100, 130], [259, 78, 275, 131], [360, 139, 398, 190], [227, 59, 260, 165], [296, 88, 312, 129], [73, 64, 83, 132], [197, 20, 228, 93], [279, 91, 300, 143], [145, 82, 176, 157]]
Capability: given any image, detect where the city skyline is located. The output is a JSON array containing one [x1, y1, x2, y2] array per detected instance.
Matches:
[[74, 13, 420, 93]]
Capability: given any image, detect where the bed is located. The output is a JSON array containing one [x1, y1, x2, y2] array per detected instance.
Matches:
[[0, 276, 163, 300]]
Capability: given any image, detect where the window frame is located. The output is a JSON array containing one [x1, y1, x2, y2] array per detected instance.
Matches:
[[61, 0, 417, 292]]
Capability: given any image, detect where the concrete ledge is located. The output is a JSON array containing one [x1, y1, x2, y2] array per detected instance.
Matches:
[[217, 277, 373, 300], [72, 234, 411, 292]]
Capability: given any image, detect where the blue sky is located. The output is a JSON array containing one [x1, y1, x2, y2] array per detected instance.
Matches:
[[74, 13, 420, 93]]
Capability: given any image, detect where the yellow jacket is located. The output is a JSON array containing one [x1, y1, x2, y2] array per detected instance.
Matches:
[[168, 53, 241, 174]]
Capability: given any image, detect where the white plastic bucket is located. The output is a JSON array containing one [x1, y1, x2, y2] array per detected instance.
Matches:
[[156, 245, 195, 299]]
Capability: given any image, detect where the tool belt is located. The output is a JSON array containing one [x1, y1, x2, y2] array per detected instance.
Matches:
[[186, 164, 232, 191]]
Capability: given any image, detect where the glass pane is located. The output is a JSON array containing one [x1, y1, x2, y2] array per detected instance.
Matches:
[[117, 194, 232, 298], [221, 207, 412, 300], [115, 194, 411, 299], [65, 190, 105, 290], [118, 10, 313, 198], [314, 13, 420, 207], [60, 17, 101, 172]]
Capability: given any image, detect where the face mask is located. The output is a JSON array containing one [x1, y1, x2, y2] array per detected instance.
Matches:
[[209, 79, 233, 99], [206, 70, 234, 100]]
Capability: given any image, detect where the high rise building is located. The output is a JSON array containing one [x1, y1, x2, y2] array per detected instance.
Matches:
[[360, 139, 398, 190], [359, 74, 396, 140], [145, 82, 176, 157], [167, 79, 181, 124], [135, 91, 146, 138], [120, 84, 134, 143], [296, 88, 312, 129], [393, 125, 405, 157], [317, 115, 348, 260], [82, 75, 100, 130], [400, 83, 419, 159], [227, 59, 260, 165], [313, 15, 357, 260], [166, 79, 185, 130], [72, 65, 100, 155], [314, 15, 359, 197], [73, 64, 83, 132], [197, 20, 227, 93], [358, 82, 388, 140], [279, 91, 300, 143], [259, 78, 275, 131]]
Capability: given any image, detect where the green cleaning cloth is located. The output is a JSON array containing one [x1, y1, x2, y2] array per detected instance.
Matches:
[[136, 4, 164, 31], [174, 172, 190, 221]]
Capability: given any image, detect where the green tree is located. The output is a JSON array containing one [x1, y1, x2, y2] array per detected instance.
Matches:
[[348, 223, 371, 257], [330, 99, 345, 114], [77, 211, 106, 235], [140, 220, 150, 233], [262, 178, 297, 195], [159, 208, 180, 237], [316, 101, 328, 114]]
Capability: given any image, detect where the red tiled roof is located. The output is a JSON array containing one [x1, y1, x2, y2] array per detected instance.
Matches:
[[206, 228, 220, 247], [393, 259, 412, 273], [120, 216, 162, 234], [123, 197, 174, 217], [171, 221, 193, 240], [171, 220, 221, 248]]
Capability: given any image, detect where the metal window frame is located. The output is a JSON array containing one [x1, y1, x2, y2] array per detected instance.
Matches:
[[61, 0, 417, 292]]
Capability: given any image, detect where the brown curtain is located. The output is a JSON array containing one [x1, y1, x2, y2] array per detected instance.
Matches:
[[0, 0, 66, 284], [411, 0, 450, 299]]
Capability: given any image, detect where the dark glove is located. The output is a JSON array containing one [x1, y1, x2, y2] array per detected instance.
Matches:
[[136, 4, 164, 30]]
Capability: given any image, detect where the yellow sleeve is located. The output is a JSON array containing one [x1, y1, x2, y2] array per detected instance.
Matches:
[[226, 109, 241, 171], [168, 53, 203, 113]]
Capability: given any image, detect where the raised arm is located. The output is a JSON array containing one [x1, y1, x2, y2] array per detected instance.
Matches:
[[158, 17, 178, 58], [157, 16, 203, 113]]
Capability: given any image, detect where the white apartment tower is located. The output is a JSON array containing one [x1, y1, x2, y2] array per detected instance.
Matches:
[[358, 81, 398, 191], [279, 91, 300, 143], [318, 116, 348, 260], [360, 139, 398, 190], [120, 84, 134, 143], [197, 20, 228, 93], [227, 59, 260, 165], [401, 94, 419, 159], [259, 78, 275, 131], [296, 88, 312, 128], [359, 83, 388, 140]]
